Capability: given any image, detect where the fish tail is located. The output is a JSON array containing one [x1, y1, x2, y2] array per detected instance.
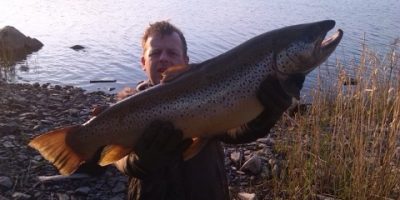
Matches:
[[29, 125, 84, 175]]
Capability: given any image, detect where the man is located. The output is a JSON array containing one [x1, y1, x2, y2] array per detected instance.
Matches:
[[96, 21, 292, 199]]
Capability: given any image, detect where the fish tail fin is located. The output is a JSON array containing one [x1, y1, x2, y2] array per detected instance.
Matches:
[[98, 144, 132, 166], [29, 125, 84, 175], [183, 137, 208, 160]]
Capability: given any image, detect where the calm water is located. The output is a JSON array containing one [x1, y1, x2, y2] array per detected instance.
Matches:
[[0, 0, 399, 93]]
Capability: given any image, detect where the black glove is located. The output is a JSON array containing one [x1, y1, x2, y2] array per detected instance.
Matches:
[[124, 120, 193, 179], [219, 75, 298, 144]]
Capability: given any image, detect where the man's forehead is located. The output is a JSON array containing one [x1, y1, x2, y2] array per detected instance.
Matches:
[[145, 32, 183, 49]]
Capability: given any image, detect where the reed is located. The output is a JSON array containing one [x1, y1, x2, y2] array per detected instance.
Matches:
[[272, 40, 400, 199]]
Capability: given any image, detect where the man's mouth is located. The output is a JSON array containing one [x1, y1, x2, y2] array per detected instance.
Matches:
[[157, 67, 168, 73]]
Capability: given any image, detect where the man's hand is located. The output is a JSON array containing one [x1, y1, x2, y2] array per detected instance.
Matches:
[[123, 120, 192, 179], [257, 75, 293, 115]]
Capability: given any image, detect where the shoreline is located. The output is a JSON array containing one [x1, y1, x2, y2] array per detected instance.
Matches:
[[0, 82, 281, 199]]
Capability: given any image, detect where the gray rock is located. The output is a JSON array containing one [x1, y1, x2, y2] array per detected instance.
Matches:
[[0, 176, 13, 188], [230, 151, 241, 163], [70, 45, 85, 51], [75, 186, 91, 195], [3, 141, 14, 148], [0, 26, 43, 62], [0, 122, 19, 135], [240, 155, 262, 175], [256, 137, 275, 146], [261, 164, 273, 180], [56, 193, 70, 200], [0, 194, 10, 200], [11, 192, 31, 199], [237, 192, 257, 200]]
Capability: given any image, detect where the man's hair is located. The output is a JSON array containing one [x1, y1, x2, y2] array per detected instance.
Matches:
[[141, 21, 188, 57]]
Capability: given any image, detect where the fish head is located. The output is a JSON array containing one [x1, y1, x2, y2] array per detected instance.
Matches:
[[266, 20, 343, 99], [274, 20, 343, 75]]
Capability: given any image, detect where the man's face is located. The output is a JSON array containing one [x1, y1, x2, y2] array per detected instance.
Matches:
[[141, 32, 189, 85]]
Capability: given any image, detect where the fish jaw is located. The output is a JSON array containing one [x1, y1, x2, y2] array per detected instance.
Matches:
[[275, 20, 343, 75]]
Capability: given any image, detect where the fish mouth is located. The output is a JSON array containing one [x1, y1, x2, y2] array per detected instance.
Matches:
[[321, 29, 343, 50]]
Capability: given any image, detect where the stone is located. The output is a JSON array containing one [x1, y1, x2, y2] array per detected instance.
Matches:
[[75, 186, 91, 195], [0, 26, 43, 62], [256, 137, 275, 146], [0, 176, 13, 189], [230, 151, 241, 163], [56, 193, 70, 200], [3, 141, 14, 148], [11, 192, 31, 199], [237, 192, 257, 200], [70, 45, 85, 51], [240, 155, 262, 175], [0, 195, 10, 200]]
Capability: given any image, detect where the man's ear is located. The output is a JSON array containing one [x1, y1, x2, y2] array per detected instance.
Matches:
[[184, 55, 189, 64], [140, 56, 146, 71], [278, 73, 305, 100]]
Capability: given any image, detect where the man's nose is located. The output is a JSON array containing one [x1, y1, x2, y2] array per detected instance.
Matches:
[[159, 51, 170, 62]]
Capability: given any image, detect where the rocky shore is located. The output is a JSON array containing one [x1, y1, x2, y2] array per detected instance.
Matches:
[[0, 82, 283, 200]]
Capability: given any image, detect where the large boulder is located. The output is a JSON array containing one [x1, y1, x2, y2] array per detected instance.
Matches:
[[0, 26, 43, 62]]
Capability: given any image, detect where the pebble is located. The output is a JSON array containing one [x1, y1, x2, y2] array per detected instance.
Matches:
[[0, 195, 10, 200], [238, 192, 257, 200], [2, 141, 14, 148], [11, 192, 31, 199], [230, 151, 241, 163], [75, 186, 91, 195], [56, 193, 70, 200], [0, 176, 13, 189], [240, 155, 262, 175]]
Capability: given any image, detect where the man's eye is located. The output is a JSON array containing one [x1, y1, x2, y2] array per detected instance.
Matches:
[[169, 51, 178, 56], [149, 51, 160, 56]]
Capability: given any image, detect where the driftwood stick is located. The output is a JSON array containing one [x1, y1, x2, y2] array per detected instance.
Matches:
[[89, 80, 117, 83]]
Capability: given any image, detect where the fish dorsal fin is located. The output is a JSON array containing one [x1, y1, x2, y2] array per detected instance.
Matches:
[[160, 64, 192, 83], [182, 137, 208, 160], [98, 144, 132, 166]]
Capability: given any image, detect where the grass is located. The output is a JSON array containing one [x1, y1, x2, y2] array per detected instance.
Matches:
[[271, 40, 400, 199]]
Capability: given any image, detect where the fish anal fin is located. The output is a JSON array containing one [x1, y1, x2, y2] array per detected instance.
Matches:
[[28, 125, 84, 175], [183, 137, 208, 161], [161, 64, 190, 83], [99, 145, 132, 166]]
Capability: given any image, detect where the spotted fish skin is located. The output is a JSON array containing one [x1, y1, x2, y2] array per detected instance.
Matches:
[[29, 20, 343, 175]]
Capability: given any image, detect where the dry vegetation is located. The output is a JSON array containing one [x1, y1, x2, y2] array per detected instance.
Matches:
[[271, 40, 400, 199]]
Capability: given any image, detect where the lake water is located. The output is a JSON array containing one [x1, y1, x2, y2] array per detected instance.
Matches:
[[1, 0, 399, 94]]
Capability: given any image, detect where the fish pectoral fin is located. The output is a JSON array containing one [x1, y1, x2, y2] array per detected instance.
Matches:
[[160, 64, 190, 83], [182, 137, 208, 161], [28, 125, 84, 175], [98, 145, 132, 166]]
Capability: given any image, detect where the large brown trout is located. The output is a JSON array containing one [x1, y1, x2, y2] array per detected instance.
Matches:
[[29, 20, 343, 175]]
